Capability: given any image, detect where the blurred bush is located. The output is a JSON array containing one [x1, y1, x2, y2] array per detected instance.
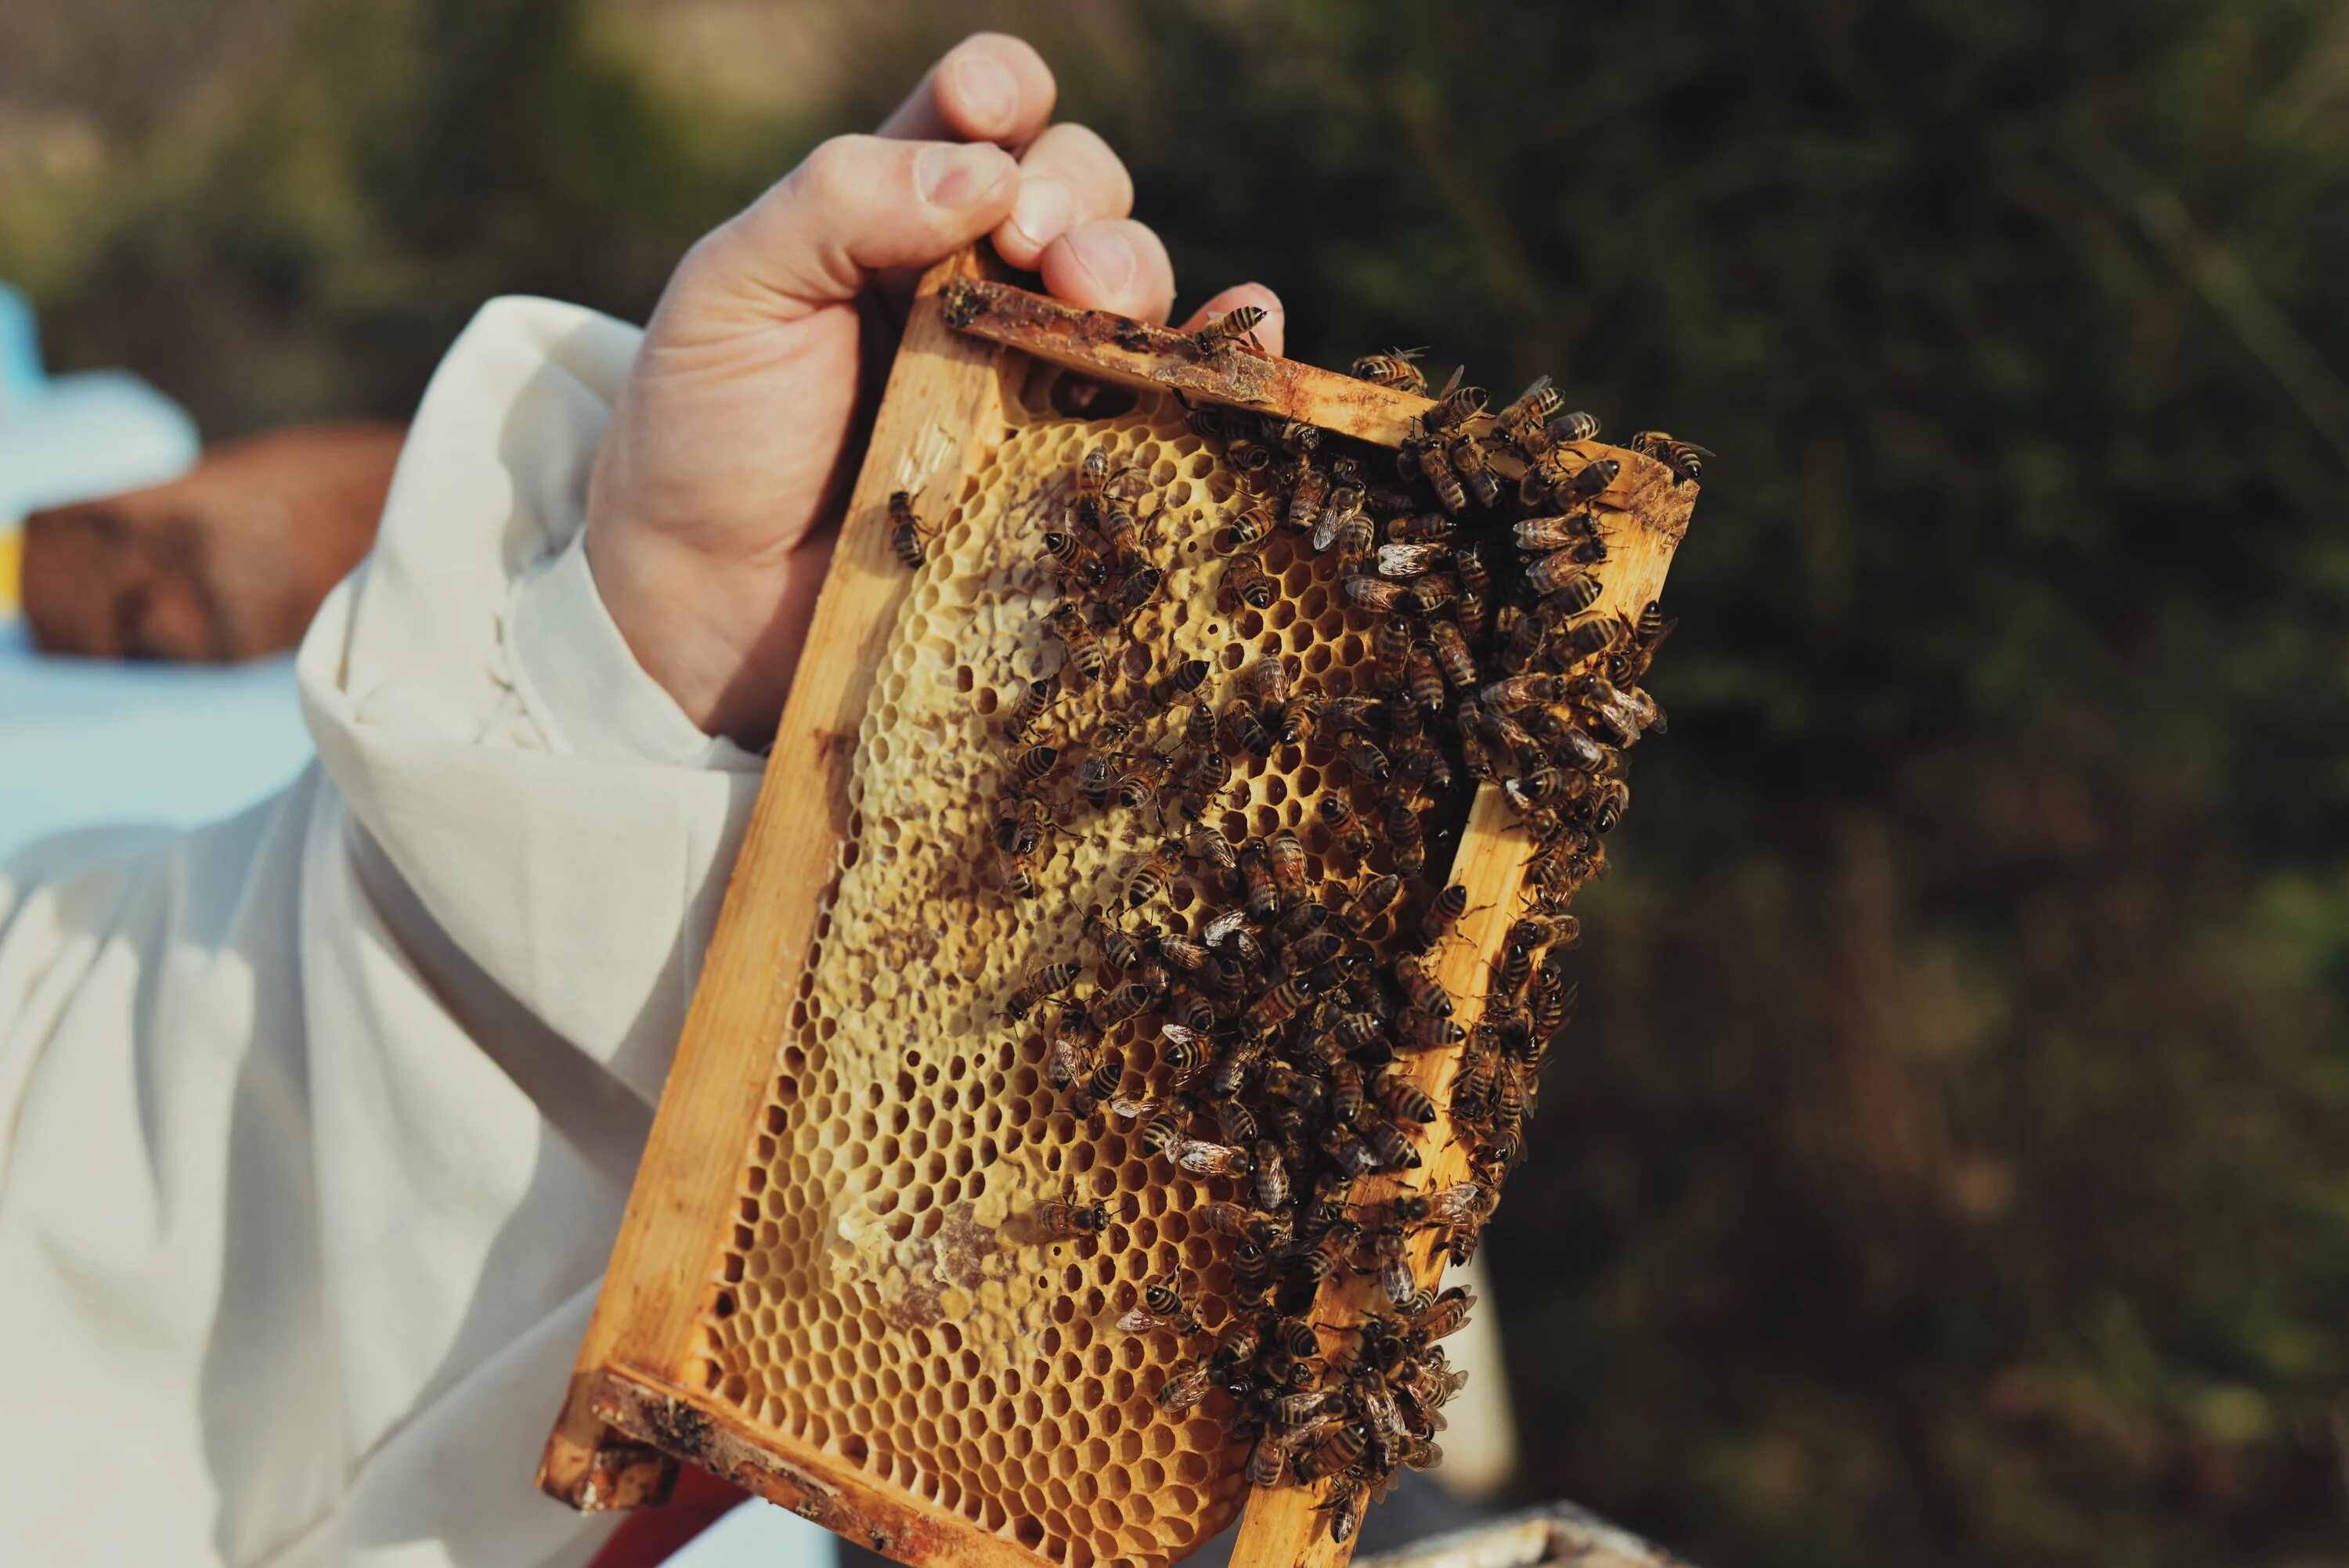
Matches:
[[6, 2, 2348, 1564]]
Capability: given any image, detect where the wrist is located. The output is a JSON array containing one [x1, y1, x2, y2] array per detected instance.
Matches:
[[583, 513, 832, 752]]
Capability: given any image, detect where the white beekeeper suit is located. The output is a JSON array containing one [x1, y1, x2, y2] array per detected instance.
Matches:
[[0, 297, 754, 1568]]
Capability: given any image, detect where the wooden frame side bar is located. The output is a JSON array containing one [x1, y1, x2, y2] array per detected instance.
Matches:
[[539, 251, 1010, 1511]]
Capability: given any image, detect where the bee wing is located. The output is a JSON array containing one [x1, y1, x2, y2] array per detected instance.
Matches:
[[1107, 1095, 1160, 1121], [1377, 543, 1441, 578], [1202, 907, 1249, 945], [1512, 373, 1553, 407]]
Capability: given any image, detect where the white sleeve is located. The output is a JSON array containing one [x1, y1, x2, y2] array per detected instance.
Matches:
[[0, 296, 769, 1568]]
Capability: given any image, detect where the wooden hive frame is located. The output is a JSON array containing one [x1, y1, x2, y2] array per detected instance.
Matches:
[[537, 247, 1697, 1568]]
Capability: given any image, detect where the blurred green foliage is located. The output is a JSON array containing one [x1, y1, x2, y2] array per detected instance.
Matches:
[[7, 2, 2349, 1563]]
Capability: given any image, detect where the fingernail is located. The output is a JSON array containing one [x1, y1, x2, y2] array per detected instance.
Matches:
[[918, 142, 1007, 207], [951, 55, 1018, 132], [1010, 177, 1074, 250], [1063, 226, 1138, 298]]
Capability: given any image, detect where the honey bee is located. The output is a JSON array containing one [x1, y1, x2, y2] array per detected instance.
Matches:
[[1193, 304, 1269, 358], [1417, 883, 1472, 947], [1214, 1098, 1259, 1145], [1239, 846, 1281, 921], [1319, 795, 1374, 867], [1244, 977, 1311, 1036], [1115, 842, 1181, 911], [1286, 928, 1344, 969], [1453, 542, 1490, 642], [998, 846, 1039, 899], [1337, 874, 1404, 935], [1001, 676, 1060, 746], [1160, 1022, 1214, 1078], [1076, 444, 1114, 511], [1319, 1477, 1365, 1544], [1224, 552, 1276, 611], [1395, 1008, 1466, 1056], [1226, 437, 1279, 476], [1007, 743, 1059, 794], [1423, 620, 1478, 694], [1382, 795, 1427, 875], [1405, 574, 1458, 615], [1370, 615, 1415, 696], [1312, 461, 1367, 553], [1034, 1197, 1112, 1240], [1153, 930, 1215, 975], [1391, 951, 1451, 1018], [1143, 656, 1211, 714], [1041, 527, 1106, 591], [1563, 454, 1622, 500], [1045, 1033, 1086, 1093], [1413, 1285, 1474, 1341], [1376, 542, 1448, 580], [1200, 1200, 1287, 1249], [1156, 1360, 1213, 1414], [1246, 1432, 1287, 1487], [1252, 1139, 1290, 1210], [1204, 906, 1265, 966], [1380, 1074, 1440, 1126], [1114, 748, 1174, 813], [1480, 673, 1564, 712], [1267, 416, 1322, 456], [1547, 409, 1600, 445], [1586, 774, 1631, 833], [1351, 347, 1428, 394], [1526, 548, 1600, 598], [1337, 732, 1391, 784], [1385, 510, 1455, 545], [1450, 1040, 1495, 1122], [1183, 820, 1238, 875], [994, 794, 1053, 857], [1488, 375, 1564, 457], [1167, 1135, 1254, 1178], [1073, 1048, 1124, 1118], [1514, 511, 1603, 553], [1091, 980, 1155, 1029], [1629, 430, 1712, 484], [1223, 499, 1276, 551], [887, 490, 937, 569], [1444, 430, 1502, 506], [1048, 603, 1103, 686], [1403, 646, 1446, 716], [1005, 961, 1081, 1023], [1423, 372, 1488, 432], [1265, 827, 1308, 905], [1404, 431, 1467, 516], [1343, 573, 1413, 613], [1274, 693, 1319, 746], [1536, 570, 1605, 622]]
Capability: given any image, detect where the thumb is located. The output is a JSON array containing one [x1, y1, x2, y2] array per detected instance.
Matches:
[[663, 134, 1019, 334]]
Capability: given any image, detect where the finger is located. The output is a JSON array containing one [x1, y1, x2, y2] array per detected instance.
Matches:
[[1178, 284, 1288, 359], [680, 135, 1019, 328], [1038, 218, 1176, 323], [876, 32, 1056, 147], [995, 123, 1136, 269]]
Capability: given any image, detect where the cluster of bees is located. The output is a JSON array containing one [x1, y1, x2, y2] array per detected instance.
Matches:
[[897, 309, 1694, 1544]]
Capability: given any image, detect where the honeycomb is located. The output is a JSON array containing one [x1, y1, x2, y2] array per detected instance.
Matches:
[[689, 375, 1391, 1568]]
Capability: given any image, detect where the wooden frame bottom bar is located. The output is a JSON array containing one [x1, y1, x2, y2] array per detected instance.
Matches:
[[586, 1368, 1048, 1568]]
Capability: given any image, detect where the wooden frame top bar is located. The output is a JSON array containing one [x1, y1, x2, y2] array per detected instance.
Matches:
[[941, 277, 1434, 448]]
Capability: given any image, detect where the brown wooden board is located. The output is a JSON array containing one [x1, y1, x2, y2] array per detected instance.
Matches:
[[540, 251, 1698, 1568]]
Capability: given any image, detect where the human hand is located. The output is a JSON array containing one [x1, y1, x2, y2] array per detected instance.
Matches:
[[584, 32, 1286, 749]]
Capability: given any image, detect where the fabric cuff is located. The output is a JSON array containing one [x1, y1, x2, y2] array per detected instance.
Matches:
[[504, 532, 763, 771]]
